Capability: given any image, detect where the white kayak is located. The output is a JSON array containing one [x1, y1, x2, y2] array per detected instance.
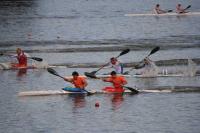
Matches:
[[85, 73, 197, 78], [64, 73, 198, 79], [125, 12, 200, 17], [18, 86, 200, 97], [18, 89, 171, 97], [0, 62, 54, 70]]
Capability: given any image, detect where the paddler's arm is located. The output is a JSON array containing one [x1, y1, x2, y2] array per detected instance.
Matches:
[[63, 77, 73, 83], [120, 77, 127, 86], [102, 77, 112, 82], [81, 78, 88, 89]]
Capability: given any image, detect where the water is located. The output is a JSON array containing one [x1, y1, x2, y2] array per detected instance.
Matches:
[[0, 0, 200, 133]]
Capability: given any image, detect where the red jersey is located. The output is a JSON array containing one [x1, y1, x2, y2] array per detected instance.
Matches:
[[17, 52, 27, 67]]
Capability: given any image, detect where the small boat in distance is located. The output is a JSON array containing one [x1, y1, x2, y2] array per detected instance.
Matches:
[[124, 12, 200, 17]]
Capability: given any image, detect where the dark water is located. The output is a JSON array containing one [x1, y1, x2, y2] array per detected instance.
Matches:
[[0, 0, 200, 133]]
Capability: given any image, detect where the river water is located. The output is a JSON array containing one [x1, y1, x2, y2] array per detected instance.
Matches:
[[0, 0, 200, 133]]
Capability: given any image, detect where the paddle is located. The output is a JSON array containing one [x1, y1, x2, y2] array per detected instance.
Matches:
[[167, 10, 173, 13], [179, 5, 191, 13], [123, 46, 160, 74], [84, 72, 138, 93], [0, 53, 43, 62], [28, 57, 43, 62], [47, 68, 93, 95], [123, 86, 139, 94], [86, 49, 130, 75], [184, 5, 191, 11]]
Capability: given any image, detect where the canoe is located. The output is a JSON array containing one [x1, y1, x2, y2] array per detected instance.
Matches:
[[81, 73, 198, 79], [0, 62, 52, 70], [18, 86, 200, 97], [124, 12, 200, 17], [18, 89, 171, 97], [64, 73, 198, 79]]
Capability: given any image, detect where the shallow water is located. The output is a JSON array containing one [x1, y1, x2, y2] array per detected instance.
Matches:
[[0, 0, 200, 133]]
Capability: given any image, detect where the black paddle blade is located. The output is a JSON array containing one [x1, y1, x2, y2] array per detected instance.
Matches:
[[0, 53, 3, 56], [185, 5, 191, 10], [148, 46, 160, 56], [85, 90, 94, 96], [123, 71, 129, 75], [118, 49, 130, 57], [47, 68, 59, 76], [30, 57, 43, 62], [90, 71, 97, 75], [84, 72, 97, 79], [167, 10, 173, 12], [123, 86, 139, 94]]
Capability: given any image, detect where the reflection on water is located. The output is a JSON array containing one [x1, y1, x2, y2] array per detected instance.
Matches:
[[111, 94, 124, 110], [68, 94, 86, 109], [17, 68, 27, 77]]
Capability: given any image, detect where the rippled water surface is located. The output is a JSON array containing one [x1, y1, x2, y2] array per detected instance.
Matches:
[[0, 0, 200, 133]]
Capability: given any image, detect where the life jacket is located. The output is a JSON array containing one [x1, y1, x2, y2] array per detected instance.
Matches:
[[72, 77, 86, 89], [103, 76, 126, 92]]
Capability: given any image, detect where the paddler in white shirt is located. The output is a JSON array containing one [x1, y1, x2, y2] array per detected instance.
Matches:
[[136, 57, 159, 76], [106, 57, 124, 74]]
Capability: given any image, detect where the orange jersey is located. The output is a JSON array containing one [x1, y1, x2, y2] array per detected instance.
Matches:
[[106, 76, 127, 89], [71, 77, 87, 89]]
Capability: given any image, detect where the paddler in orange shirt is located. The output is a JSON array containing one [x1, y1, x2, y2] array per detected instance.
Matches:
[[11, 48, 28, 68], [63, 71, 88, 92], [102, 71, 127, 93]]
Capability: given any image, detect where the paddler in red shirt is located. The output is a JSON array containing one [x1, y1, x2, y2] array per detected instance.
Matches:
[[11, 48, 28, 68], [102, 71, 127, 93]]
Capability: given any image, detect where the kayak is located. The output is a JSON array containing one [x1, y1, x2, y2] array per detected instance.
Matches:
[[125, 12, 200, 17], [0, 62, 50, 70], [64, 73, 199, 79], [18, 86, 200, 97], [79, 73, 198, 79], [0, 63, 36, 70], [18, 89, 171, 97]]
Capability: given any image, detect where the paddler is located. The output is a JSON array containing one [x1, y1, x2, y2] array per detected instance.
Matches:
[[136, 57, 159, 76], [11, 48, 28, 68], [102, 71, 127, 93], [63, 71, 88, 92], [104, 57, 124, 74], [176, 4, 188, 14], [154, 4, 167, 14]]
